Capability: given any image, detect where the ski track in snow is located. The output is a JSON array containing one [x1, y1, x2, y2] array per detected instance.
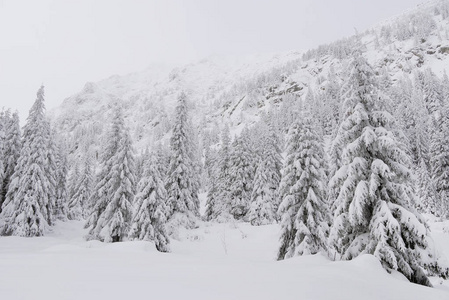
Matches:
[[0, 219, 448, 300]]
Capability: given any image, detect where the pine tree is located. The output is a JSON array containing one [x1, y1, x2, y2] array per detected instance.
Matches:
[[278, 117, 329, 259], [329, 52, 447, 286], [428, 72, 449, 219], [186, 117, 202, 208], [85, 107, 135, 242], [0, 86, 54, 236], [228, 133, 254, 220], [430, 104, 449, 219], [0, 111, 6, 211], [52, 134, 69, 221], [165, 92, 200, 229], [420, 69, 443, 125], [135, 148, 150, 184], [388, 76, 411, 157], [417, 158, 439, 215], [129, 153, 170, 252], [154, 144, 170, 180], [44, 128, 59, 226], [403, 88, 439, 214], [0, 111, 21, 212], [206, 125, 233, 221], [324, 67, 342, 135], [67, 160, 81, 215], [305, 87, 323, 129], [249, 125, 282, 226], [439, 72, 449, 217], [409, 88, 431, 167], [68, 156, 93, 220], [204, 147, 220, 221]]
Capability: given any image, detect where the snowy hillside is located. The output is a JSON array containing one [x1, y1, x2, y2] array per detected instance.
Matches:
[[50, 51, 303, 152], [50, 1, 449, 155], [1, 219, 449, 300]]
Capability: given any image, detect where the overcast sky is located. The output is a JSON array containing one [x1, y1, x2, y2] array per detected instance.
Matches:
[[0, 0, 425, 122]]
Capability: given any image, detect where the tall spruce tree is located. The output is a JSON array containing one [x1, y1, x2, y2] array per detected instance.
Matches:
[[329, 52, 448, 286], [0, 111, 21, 212], [323, 67, 342, 136], [85, 107, 135, 242], [206, 125, 233, 221], [129, 153, 170, 252], [419, 69, 443, 125], [278, 116, 329, 259], [204, 147, 220, 221], [186, 117, 202, 208], [0, 86, 54, 236], [67, 160, 81, 216], [165, 92, 199, 230], [52, 134, 69, 221], [0, 111, 5, 211], [417, 158, 439, 215], [438, 72, 449, 217], [228, 132, 254, 220], [249, 124, 282, 225], [429, 103, 449, 219], [68, 155, 93, 220]]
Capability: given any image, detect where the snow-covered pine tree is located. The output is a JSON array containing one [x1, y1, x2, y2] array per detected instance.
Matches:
[[278, 116, 329, 259], [0, 111, 21, 212], [129, 153, 170, 252], [154, 143, 170, 180], [426, 71, 449, 219], [67, 160, 81, 211], [305, 87, 322, 129], [249, 124, 282, 226], [134, 149, 148, 185], [204, 146, 220, 221], [404, 88, 441, 215], [323, 66, 342, 135], [52, 133, 69, 221], [0, 111, 5, 211], [0, 86, 54, 236], [409, 88, 431, 167], [249, 158, 276, 226], [394, 81, 437, 214], [438, 72, 449, 217], [165, 92, 199, 230], [44, 128, 59, 226], [389, 75, 414, 151], [329, 51, 448, 286], [207, 125, 233, 221], [202, 136, 214, 188], [228, 132, 254, 220], [429, 102, 449, 219], [417, 158, 439, 215], [68, 155, 93, 220], [186, 117, 202, 207], [268, 124, 283, 214], [419, 69, 443, 125], [276, 94, 300, 134], [85, 107, 136, 242]]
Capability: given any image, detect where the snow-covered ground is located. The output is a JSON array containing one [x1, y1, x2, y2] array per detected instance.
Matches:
[[1, 220, 449, 300]]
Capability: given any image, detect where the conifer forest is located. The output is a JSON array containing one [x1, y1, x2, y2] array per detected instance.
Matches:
[[2, 1, 449, 299]]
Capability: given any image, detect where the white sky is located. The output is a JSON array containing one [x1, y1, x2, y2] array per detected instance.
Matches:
[[0, 0, 425, 122]]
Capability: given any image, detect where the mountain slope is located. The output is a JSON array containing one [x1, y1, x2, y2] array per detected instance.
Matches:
[[51, 0, 449, 160]]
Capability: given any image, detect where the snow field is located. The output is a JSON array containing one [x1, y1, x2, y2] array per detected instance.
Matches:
[[0, 219, 448, 300]]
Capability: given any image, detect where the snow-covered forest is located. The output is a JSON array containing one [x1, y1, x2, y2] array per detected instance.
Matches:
[[3, 1, 449, 299]]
